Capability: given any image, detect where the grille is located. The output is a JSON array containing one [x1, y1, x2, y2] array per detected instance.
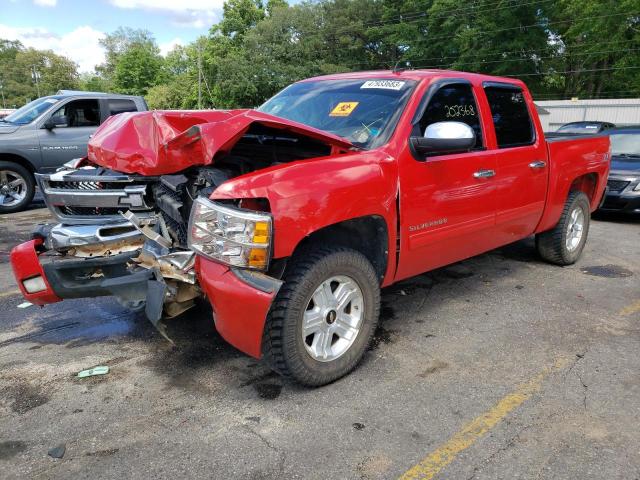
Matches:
[[47, 180, 137, 191], [60, 206, 124, 217], [607, 179, 630, 192]]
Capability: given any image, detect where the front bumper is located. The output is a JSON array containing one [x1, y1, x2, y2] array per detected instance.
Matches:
[[600, 175, 640, 213], [10, 231, 282, 358]]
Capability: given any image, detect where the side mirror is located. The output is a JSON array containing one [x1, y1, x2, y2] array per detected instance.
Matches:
[[44, 115, 68, 130], [410, 121, 476, 159]]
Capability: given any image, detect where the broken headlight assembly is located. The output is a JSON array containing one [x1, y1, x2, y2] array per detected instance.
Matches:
[[188, 197, 272, 270]]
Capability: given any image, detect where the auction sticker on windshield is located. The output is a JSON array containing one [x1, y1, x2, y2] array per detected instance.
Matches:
[[361, 80, 406, 90], [330, 102, 359, 117]]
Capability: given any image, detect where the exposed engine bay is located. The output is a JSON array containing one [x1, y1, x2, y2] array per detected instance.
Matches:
[[32, 117, 348, 337]]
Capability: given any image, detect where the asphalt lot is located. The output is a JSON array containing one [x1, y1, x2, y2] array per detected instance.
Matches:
[[0, 206, 639, 480]]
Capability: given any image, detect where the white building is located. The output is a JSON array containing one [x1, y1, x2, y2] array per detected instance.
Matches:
[[534, 98, 640, 132]]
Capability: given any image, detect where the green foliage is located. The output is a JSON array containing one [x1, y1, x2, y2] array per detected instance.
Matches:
[[0, 40, 79, 107], [2, 0, 638, 110]]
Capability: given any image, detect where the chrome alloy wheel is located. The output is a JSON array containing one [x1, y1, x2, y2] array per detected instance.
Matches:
[[302, 275, 364, 362], [0, 170, 28, 207], [566, 207, 585, 251]]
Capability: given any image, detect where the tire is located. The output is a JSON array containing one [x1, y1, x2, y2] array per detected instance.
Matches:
[[536, 191, 591, 265], [262, 246, 381, 387], [0, 161, 35, 214]]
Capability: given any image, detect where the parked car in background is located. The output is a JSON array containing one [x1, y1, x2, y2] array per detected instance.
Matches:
[[11, 70, 610, 386], [555, 121, 616, 135], [600, 127, 640, 214], [0, 91, 147, 213], [0, 109, 17, 119]]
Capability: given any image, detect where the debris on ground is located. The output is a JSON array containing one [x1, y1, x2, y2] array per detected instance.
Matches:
[[48, 444, 65, 459], [77, 366, 110, 378], [17, 302, 32, 309]]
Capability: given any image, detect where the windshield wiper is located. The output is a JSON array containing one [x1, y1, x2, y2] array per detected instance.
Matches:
[[615, 153, 640, 158]]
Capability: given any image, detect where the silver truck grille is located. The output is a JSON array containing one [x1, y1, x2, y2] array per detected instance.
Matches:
[[36, 168, 155, 225]]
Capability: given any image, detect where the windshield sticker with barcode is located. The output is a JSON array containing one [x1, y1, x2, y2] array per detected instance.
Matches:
[[361, 80, 406, 90], [330, 102, 359, 117]]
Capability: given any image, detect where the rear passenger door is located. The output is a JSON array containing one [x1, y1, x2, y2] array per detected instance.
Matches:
[[483, 83, 547, 241]]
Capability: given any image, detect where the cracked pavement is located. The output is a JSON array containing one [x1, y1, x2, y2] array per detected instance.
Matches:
[[0, 207, 639, 479]]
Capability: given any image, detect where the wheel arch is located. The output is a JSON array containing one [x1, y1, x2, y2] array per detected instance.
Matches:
[[291, 215, 389, 284], [0, 153, 37, 173], [569, 173, 599, 208]]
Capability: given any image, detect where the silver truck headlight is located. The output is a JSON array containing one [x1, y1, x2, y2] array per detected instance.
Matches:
[[188, 197, 272, 270]]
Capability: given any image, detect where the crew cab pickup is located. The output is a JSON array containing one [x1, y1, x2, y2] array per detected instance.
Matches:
[[0, 91, 147, 213], [10, 71, 610, 386]]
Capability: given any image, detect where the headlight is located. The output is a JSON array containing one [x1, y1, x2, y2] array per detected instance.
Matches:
[[188, 197, 272, 270]]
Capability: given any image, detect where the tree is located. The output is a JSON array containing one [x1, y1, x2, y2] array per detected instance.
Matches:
[[113, 42, 163, 95], [0, 40, 79, 107]]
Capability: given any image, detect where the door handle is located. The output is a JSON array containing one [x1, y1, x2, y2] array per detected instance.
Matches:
[[473, 169, 496, 179], [529, 160, 546, 169]]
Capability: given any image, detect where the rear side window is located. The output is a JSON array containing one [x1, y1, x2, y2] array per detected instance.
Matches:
[[418, 83, 483, 150], [108, 99, 137, 115], [484, 86, 534, 148]]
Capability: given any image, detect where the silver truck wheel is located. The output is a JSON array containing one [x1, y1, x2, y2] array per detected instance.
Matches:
[[262, 246, 380, 387], [536, 191, 590, 265], [0, 162, 36, 214], [302, 275, 364, 362]]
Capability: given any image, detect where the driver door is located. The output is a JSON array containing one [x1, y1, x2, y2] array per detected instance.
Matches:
[[37, 99, 101, 171], [396, 80, 498, 281]]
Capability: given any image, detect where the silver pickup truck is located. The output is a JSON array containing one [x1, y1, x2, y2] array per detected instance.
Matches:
[[0, 91, 147, 213]]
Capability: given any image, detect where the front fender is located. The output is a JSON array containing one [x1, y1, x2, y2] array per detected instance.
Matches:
[[211, 150, 398, 264]]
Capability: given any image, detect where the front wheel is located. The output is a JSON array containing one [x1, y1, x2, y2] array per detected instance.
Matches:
[[262, 246, 380, 387], [536, 191, 591, 265], [0, 161, 36, 214]]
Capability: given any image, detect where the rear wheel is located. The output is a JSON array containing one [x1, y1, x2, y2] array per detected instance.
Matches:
[[536, 191, 591, 265], [262, 246, 380, 387], [0, 162, 35, 214]]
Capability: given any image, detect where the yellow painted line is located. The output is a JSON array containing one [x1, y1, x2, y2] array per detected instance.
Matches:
[[398, 357, 568, 480], [619, 300, 640, 317], [0, 289, 20, 299]]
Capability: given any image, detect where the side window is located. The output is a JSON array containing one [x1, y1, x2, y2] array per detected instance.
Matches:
[[51, 99, 100, 127], [108, 99, 137, 116], [417, 83, 483, 151], [484, 86, 534, 148]]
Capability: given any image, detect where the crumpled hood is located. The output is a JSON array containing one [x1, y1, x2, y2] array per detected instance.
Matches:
[[87, 109, 354, 176], [0, 123, 20, 134]]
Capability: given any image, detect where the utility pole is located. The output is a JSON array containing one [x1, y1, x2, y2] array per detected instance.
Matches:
[[197, 46, 202, 110], [30, 65, 41, 97], [0, 81, 5, 109]]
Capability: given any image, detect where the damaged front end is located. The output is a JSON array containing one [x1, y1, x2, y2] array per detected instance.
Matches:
[[12, 165, 216, 340], [12, 108, 352, 353]]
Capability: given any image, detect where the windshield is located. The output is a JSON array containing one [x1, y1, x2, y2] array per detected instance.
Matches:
[[4, 97, 61, 125], [610, 133, 640, 158], [258, 79, 416, 149]]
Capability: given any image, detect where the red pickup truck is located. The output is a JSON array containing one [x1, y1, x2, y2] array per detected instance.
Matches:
[[11, 70, 610, 386]]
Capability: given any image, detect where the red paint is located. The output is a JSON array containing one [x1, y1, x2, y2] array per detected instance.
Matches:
[[11, 69, 611, 360], [10, 239, 61, 306], [195, 257, 276, 358], [87, 109, 353, 176]]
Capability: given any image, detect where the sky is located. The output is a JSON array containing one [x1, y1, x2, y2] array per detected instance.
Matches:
[[0, 0, 231, 72]]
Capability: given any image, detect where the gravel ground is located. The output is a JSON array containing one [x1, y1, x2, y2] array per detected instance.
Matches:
[[0, 206, 638, 480]]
